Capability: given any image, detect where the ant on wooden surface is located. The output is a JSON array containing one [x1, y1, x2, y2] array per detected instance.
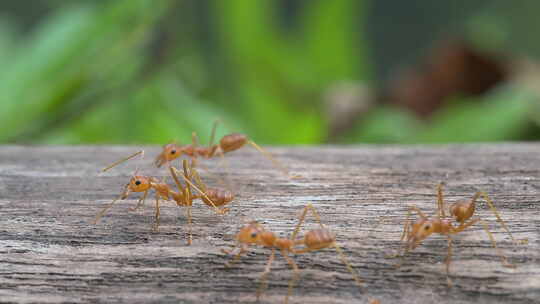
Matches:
[[170, 164, 234, 214], [221, 203, 363, 304], [154, 120, 299, 178], [390, 183, 527, 286], [94, 151, 229, 245]]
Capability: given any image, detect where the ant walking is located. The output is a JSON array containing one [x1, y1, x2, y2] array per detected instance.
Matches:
[[390, 183, 527, 286], [154, 120, 299, 178], [221, 203, 364, 304], [94, 150, 169, 230], [94, 151, 230, 245]]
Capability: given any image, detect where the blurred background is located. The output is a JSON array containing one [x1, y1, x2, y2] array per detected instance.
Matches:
[[2, 0, 540, 145]]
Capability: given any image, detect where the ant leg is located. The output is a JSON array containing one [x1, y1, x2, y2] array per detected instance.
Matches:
[[220, 243, 239, 255], [477, 220, 515, 268], [451, 217, 479, 233], [452, 218, 515, 268], [186, 204, 193, 245], [291, 203, 324, 241], [191, 131, 199, 147], [175, 167, 225, 215], [247, 140, 301, 179], [191, 167, 230, 214], [291, 207, 308, 241], [208, 119, 220, 148], [153, 196, 161, 232], [256, 248, 275, 301], [192, 159, 231, 191], [479, 192, 528, 244], [445, 236, 453, 287], [281, 250, 300, 304], [387, 205, 425, 259], [169, 165, 188, 199], [185, 152, 231, 193], [101, 150, 144, 172], [223, 245, 249, 268], [129, 190, 148, 211], [333, 242, 363, 288], [191, 168, 208, 193], [437, 183, 446, 219], [93, 184, 130, 224], [189, 132, 200, 168], [182, 160, 193, 202], [408, 205, 427, 219], [93, 195, 124, 224], [292, 244, 366, 297]]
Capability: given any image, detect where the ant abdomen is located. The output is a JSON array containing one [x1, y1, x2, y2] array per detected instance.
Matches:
[[220, 133, 248, 153], [202, 188, 234, 207], [450, 200, 475, 223], [304, 229, 336, 250]]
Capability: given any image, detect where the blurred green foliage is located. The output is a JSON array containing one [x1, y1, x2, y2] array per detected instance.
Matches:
[[0, 0, 539, 145]]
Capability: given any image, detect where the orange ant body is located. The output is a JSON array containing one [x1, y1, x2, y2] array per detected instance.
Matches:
[[94, 152, 231, 245], [154, 121, 297, 178], [155, 133, 249, 166], [93, 173, 175, 229], [222, 204, 363, 304], [392, 183, 527, 286]]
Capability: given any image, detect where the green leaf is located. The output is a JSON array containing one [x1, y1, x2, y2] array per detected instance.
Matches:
[[412, 87, 534, 143]]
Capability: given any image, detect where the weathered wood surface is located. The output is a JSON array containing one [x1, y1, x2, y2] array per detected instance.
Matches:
[[0, 145, 539, 304]]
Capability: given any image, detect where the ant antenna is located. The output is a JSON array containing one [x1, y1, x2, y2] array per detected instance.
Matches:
[[101, 150, 144, 172]]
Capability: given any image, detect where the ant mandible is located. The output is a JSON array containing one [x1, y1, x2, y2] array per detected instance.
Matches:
[[221, 203, 363, 304], [154, 120, 299, 178], [391, 183, 527, 286]]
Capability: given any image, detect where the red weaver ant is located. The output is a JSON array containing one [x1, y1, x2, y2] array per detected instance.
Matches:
[[222, 204, 363, 304], [390, 183, 527, 286], [154, 120, 299, 178], [94, 152, 230, 245]]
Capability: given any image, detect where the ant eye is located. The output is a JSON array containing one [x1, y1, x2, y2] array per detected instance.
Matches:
[[424, 225, 430, 230], [135, 180, 141, 186], [250, 232, 257, 238], [170, 150, 176, 154]]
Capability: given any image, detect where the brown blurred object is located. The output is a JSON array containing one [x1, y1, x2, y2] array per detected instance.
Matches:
[[387, 40, 508, 118]]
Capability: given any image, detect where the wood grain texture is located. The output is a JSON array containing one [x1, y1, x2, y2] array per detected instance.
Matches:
[[0, 144, 539, 304]]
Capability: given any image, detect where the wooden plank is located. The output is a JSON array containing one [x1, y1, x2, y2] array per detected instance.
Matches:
[[0, 144, 538, 304]]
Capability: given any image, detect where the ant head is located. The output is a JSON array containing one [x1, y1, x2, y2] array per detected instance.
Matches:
[[155, 143, 183, 167], [128, 176, 152, 192], [236, 222, 265, 245], [407, 218, 435, 250]]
